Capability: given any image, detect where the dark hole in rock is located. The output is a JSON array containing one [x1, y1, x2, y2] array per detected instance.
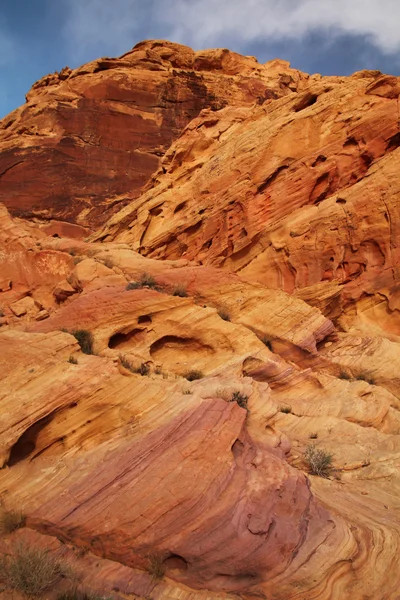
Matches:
[[138, 314, 152, 324], [7, 413, 55, 466], [293, 93, 318, 112], [386, 132, 400, 151], [108, 329, 143, 349], [174, 202, 187, 214], [231, 439, 244, 459], [311, 154, 327, 167], [343, 136, 358, 147], [164, 554, 188, 571], [150, 206, 163, 217]]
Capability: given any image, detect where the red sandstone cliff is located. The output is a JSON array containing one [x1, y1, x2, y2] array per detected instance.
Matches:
[[0, 40, 306, 228]]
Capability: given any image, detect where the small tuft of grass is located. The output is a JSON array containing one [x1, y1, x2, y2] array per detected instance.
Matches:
[[171, 284, 188, 297], [0, 509, 26, 534], [68, 355, 78, 365], [119, 355, 150, 376], [304, 444, 334, 478], [182, 389, 193, 395], [309, 432, 319, 439], [0, 543, 67, 597], [183, 369, 204, 381], [147, 554, 165, 581], [230, 391, 249, 410], [217, 307, 231, 322], [125, 273, 158, 291], [71, 330, 94, 355], [126, 281, 141, 290], [139, 272, 157, 289], [279, 405, 292, 414]]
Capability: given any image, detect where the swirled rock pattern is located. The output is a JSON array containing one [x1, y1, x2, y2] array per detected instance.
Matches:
[[1, 41, 400, 600]]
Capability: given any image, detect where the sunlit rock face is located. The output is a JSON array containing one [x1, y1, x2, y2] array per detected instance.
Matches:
[[1, 42, 400, 600], [0, 41, 304, 229]]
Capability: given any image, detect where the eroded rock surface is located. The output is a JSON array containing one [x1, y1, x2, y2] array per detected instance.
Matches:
[[0, 41, 306, 229], [1, 41, 400, 600]]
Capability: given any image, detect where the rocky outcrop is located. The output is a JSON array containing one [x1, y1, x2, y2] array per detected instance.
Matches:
[[0, 41, 306, 229], [95, 69, 400, 321], [2, 42, 400, 600]]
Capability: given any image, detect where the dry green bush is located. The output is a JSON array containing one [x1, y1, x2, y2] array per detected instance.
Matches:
[[0, 543, 66, 597], [304, 444, 334, 478], [171, 285, 188, 297], [183, 369, 204, 381], [71, 330, 94, 355], [147, 554, 165, 581]]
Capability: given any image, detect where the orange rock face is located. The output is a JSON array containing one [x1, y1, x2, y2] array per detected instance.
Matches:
[[2, 41, 400, 600], [98, 68, 400, 321], [0, 41, 305, 229]]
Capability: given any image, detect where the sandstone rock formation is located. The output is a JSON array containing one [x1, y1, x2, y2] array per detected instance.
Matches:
[[0, 41, 306, 229], [1, 41, 400, 600]]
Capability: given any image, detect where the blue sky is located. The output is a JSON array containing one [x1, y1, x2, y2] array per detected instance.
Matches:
[[1, 0, 400, 119]]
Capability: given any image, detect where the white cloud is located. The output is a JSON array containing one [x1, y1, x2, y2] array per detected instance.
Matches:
[[63, 0, 400, 63], [166, 0, 400, 53]]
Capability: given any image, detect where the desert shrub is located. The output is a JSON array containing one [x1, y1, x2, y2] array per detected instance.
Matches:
[[137, 362, 150, 376], [172, 285, 188, 297], [309, 432, 319, 439], [139, 272, 157, 289], [147, 554, 165, 581], [279, 405, 292, 414], [182, 389, 192, 395], [217, 307, 231, 322], [126, 281, 141, 290], [183, 369, 204, 381], [0, 543, 65, 597], [68, 355, 78, 364], [230, 391, 249, 410], [57, 589, 112, 600], [304, 444, 334, 477], [0, 509, 26, 534], [71, 330, 94, 355], [125, 273, 158, 291], [119, 354, 134, 372], [119, 355, 149, 376]]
